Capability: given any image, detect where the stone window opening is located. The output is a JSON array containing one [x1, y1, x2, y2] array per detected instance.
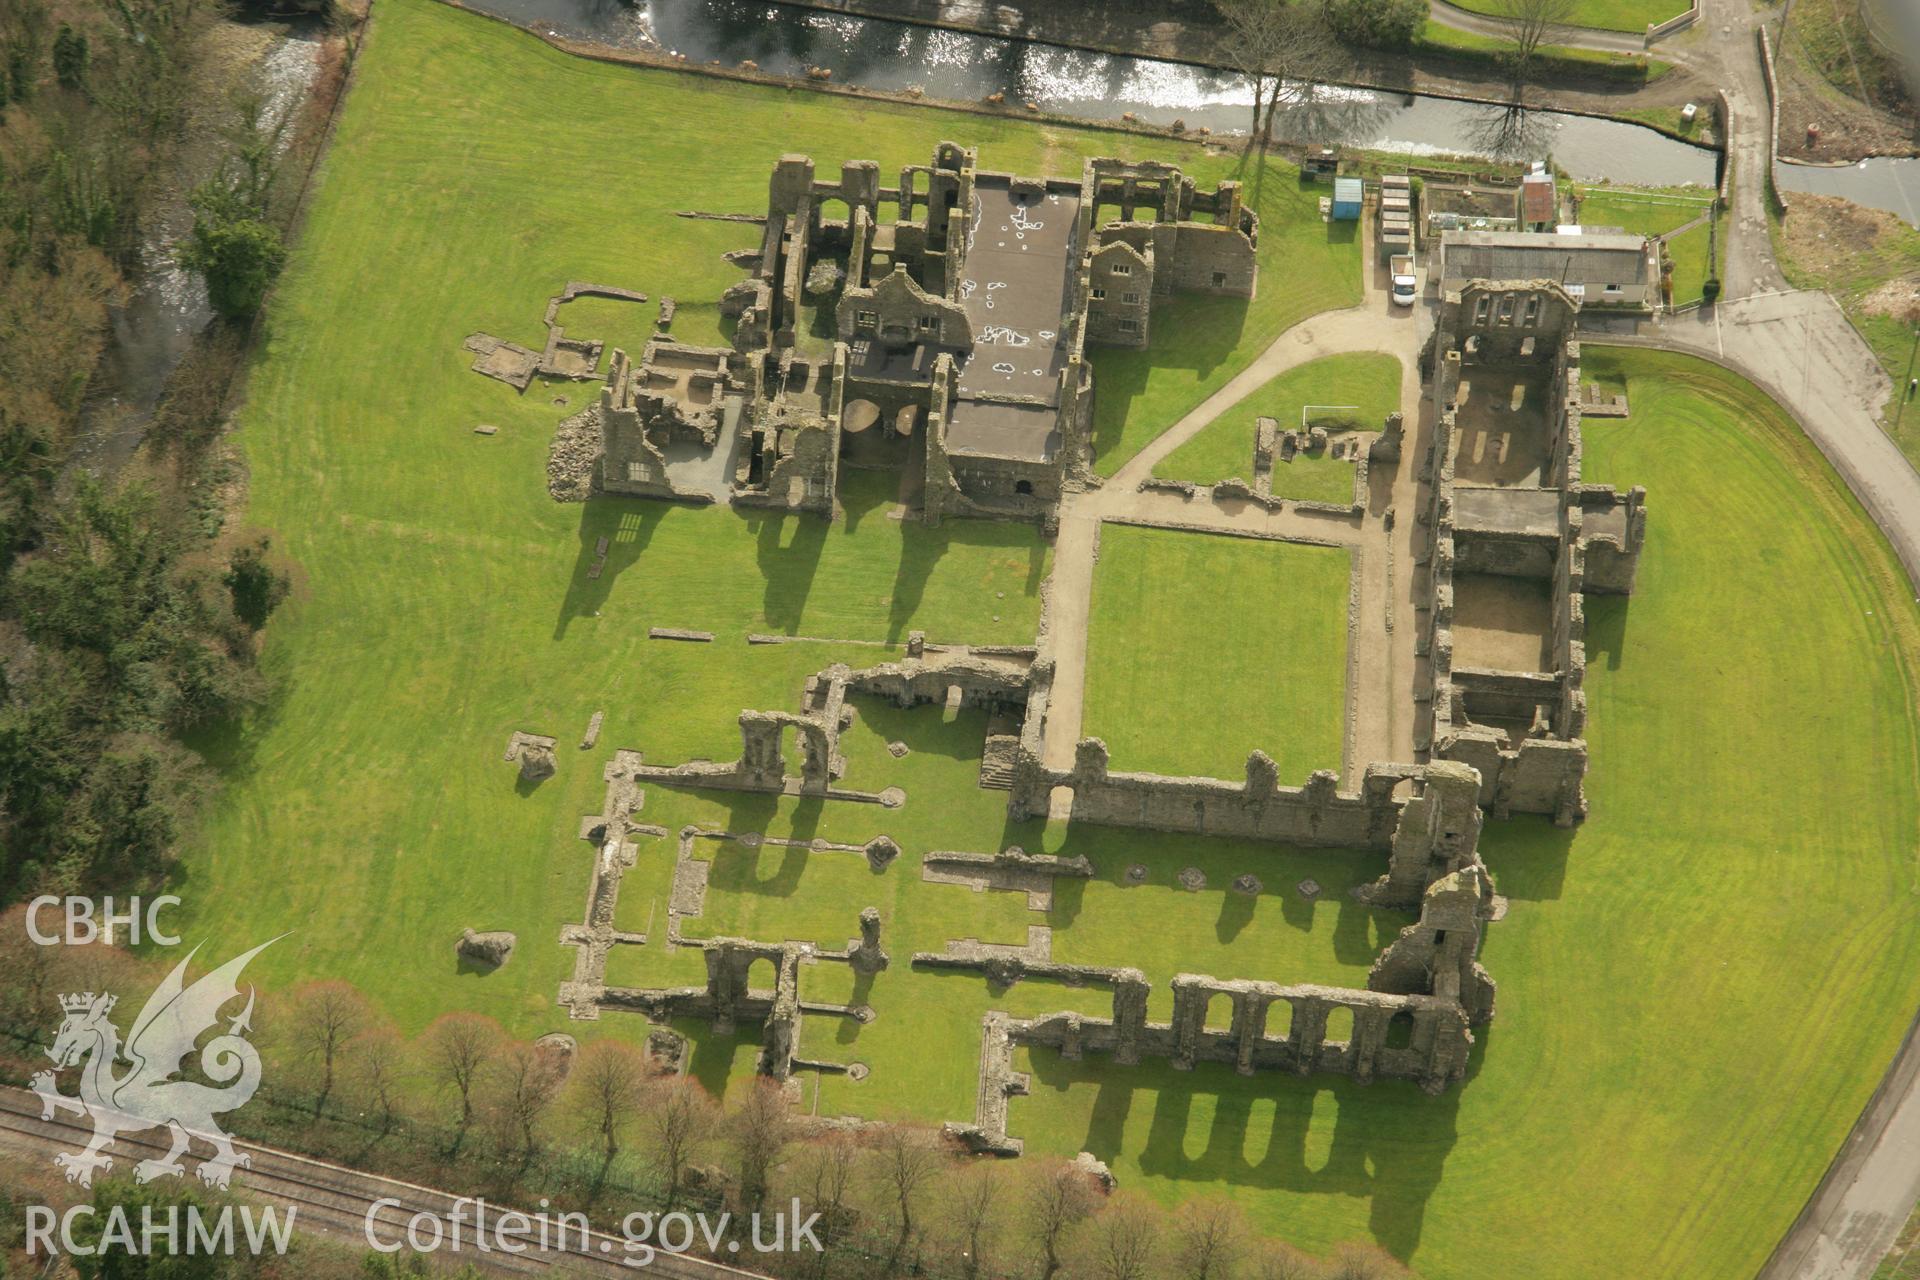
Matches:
[[1212, 270, 1228, 286], [1122, 292, 1139, 305], [857, 309, 878, 329], [1111, 262, 1132, 276], [1523, 297, 1540, 326], [1604, 283, 1623, 293], [1474, 296, 1492, 324], [1118, 318, 1138, 333], [1015, 479, 1033, 495], [917, 314, 937, 331], [1092, 287, 1107, 300]]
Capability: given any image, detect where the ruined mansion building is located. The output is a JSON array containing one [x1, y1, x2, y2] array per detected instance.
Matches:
[[578, 143, 1257, 522]]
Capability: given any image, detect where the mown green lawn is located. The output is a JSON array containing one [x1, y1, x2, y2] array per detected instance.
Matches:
[[1416, 18, 1672, 79], [1574, 184, 1713, 238], [1153, 352, 1401, 501], [1017, 347, 1920, 1276], [179, 2, 1920, 1275], [1663, 209, 1729, 306], [1439, 0, 1686, 34], [1081, 526, 1350, 780]]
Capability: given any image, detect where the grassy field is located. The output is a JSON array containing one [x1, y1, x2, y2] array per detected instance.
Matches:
[[1574, 184, 1713, 238], [1663, 209, 1729, 306], [1153, 352, 1401, 501], [1015, 347, 1920, 1275], [1439, 0, 1686, 33], [1081, 526, 1350, 780], [1416, 19, 1672, 81], [176, 2, 1920, 1276]]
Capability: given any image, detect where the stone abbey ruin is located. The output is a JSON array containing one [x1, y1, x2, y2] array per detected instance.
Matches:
[[532, 143, 1258, 523], [469, 142, 1646, 1157]]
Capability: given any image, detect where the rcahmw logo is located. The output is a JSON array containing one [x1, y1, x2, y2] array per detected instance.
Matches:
[[32, 936, 282, 1189], [26, 1202, 296, 1259]]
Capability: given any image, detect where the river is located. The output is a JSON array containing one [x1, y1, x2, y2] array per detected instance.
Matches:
[[468, 0, 1722, 186]]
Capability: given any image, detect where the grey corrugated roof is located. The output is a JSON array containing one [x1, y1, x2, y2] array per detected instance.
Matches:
[[1442, 231, 1649, 284]]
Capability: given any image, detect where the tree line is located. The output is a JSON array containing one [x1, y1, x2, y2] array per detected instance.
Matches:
[[0, 0, 359, 900]]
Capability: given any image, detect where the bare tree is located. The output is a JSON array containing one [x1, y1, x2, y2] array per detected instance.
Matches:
[[1490, 0, 1580, 85], [871, 1122, 946, 1273], [350, 1025, 409, 1135], [643, 1078, 719, 1208], [1022, 1158, 1099, 1280], [1252, 1242, 1320, 1280], [942, 1161, 1003, 1280], [284, 981, 367, 1116], [487, 1041, 566, 1158], [792, 1132, 860, 1278], [423, 1011, 501, 1147], [1173, 1196, 1247, 1280], [1085, 1192, 1166, 1280], [729, 1076, 796, 1215], [1329, 1242, 1410, 1280], [1213, 0, 1344, 148], [566, 1039, 650, 1166]]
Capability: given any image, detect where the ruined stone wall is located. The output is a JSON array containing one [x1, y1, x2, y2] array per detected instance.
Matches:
[[1009, 980, 1473, 1094], [1421, 294, 1601, 824], [1159, 222, 1259, 296], [1579, 485, 1648, 594], [1018, 736, 1425, 850], [599, 349, 677, 499], [1452, 530, 1558, 579]]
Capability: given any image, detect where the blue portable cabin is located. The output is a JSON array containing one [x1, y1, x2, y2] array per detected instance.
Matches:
[[1331, 176, 1364, 221]]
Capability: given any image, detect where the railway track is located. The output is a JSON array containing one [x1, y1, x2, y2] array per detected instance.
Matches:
[[0, 1088, 769, 1279]]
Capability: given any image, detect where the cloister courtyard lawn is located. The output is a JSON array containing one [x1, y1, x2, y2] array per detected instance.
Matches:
[[1153, 351, 1403, 501], [176, 0, 1920, 1275], [1082, 525, 1351, 780]]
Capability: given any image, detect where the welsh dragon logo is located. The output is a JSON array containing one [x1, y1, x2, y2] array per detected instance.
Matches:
[[30, 938, 279, 1189]]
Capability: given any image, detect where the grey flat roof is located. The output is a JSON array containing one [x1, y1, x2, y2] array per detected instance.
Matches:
[[1453, 486, 1561, 537], [948, 177, 1081, 461], [945, 400, 1062, 463], [1442, 230, 1649, 284]]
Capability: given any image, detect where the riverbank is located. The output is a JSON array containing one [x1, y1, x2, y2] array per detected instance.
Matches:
[[771, 0, 1702, 113], [457, 0, 1718, 186]]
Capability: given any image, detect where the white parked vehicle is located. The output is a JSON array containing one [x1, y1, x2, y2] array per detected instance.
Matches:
[[1390, 253, 1418, 306]]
